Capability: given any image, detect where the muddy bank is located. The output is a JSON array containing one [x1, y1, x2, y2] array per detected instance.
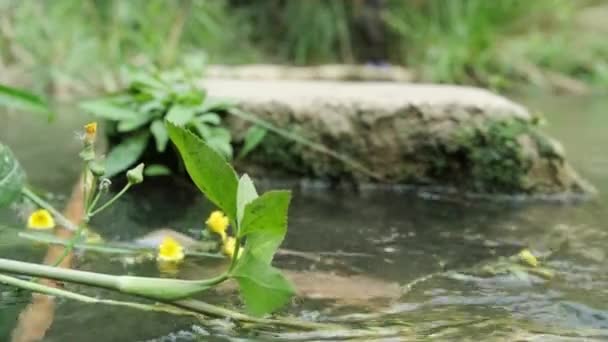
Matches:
[[203, 78, 593, 195]]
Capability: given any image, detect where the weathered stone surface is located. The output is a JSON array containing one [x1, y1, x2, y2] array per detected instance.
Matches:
[[203, 78, 594, 195]]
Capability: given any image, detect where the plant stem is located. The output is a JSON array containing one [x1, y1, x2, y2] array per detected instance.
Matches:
[[88, 183, 131, 217], [21, 187, 78, 232], [0, 273, 202, 317], [50, 224, 85, 267], [0, 258, 224, 300], [87, 188, 103, 215], [0, 258, 338, 331], [17, 231, 225, 258]]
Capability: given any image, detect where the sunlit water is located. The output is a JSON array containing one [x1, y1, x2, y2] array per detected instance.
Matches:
[[1, 95, 608, 341]]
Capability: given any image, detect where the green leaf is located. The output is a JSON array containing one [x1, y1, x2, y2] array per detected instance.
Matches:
[[238, 126, 267, 159], [0, 143, 26, 207], [165, 104, 197, 126], [80, 97, 139, 121], [230, 252, 295, 316], [197, 112, 221, 125], [166, 122, 238, 220], [144, 164, 171, 177], [199, 97, 235, 113], [104, 132, 150, 178], [239, 191, 290, 265], [236, 174, 258, 226], [117, 113, 152, 132], [150, 120, 169, 152], [205, 128, 233, 160], [0, 84, 53, 119]]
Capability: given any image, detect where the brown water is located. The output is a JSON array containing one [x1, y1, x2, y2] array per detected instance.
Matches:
[[1, 94, 608, 341]]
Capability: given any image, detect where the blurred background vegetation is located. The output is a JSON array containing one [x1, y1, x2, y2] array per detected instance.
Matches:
[[1, 0, 607, 96]]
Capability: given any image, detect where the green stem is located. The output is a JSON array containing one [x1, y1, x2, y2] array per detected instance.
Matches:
[[0, 258, 225, 300], [0, 273, 202, 317], [50, 224, 85, 267], [82, 167, 89, 212], [18, 231, 225, 258], [85, 174, 98, 213], [88, 183, 131, 217], [0, 259, 338, 331], [21, 187, 78, 232], [87, 188, 103, 215]]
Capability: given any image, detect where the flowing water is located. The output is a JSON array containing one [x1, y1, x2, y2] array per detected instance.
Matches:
[[1, 94, 608, 341]]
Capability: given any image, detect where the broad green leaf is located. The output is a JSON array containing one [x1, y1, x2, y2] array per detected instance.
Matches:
[[206, 131, 233, 160], [231, 252, 295, 316], [0, 84, 53, 119], [238, 125, 267, 159], [104, 132, 150, 178], [165, 104, 197, 126], [199, 97, 236, 113], [197, 113, 221, 125], [0, 143, 26, 207], [144, 164, 171, 177], [150, 120, 169, 152], [80, 97, 139, 121], [236, 174, 258, 226], [239, 191, 291, 264], [117, 113, 152, 132], [166, 122, 238, 220]]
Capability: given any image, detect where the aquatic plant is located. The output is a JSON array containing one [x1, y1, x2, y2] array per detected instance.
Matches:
[[0, 86, 306, 326], [79, 65, 268, 178]]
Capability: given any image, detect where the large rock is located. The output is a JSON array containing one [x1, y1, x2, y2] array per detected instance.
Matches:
[[203, 78, 594, 195]]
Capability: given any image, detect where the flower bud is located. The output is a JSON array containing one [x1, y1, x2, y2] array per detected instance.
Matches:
[[126, 163, 145, 185], [84, 122, 97, 144]]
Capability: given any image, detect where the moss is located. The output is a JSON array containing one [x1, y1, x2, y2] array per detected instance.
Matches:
[[442, 119, 537, 193]]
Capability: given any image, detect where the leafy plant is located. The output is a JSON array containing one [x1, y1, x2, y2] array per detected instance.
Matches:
[[0, 121, 295, 319], [80, 66, 267, 177]]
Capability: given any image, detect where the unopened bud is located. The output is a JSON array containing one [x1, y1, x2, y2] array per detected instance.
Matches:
[[126, 163, 145, 185]]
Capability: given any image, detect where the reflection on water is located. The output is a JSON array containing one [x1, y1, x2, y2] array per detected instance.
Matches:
[[1, 95, 608, 340]]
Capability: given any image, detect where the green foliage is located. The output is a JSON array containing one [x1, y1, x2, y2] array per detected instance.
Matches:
[[230, 252, 295, 316], [238, 191, 290, 265], [454, 119, 533, 193], [80, 66, 264, 177], [0, 84, 53, 119], [168, 123, 294, 315], [167, 122, 238, 220], [1, 1, 606, 91], [103, 131, 149, 178], [0, 144, 26, 208]]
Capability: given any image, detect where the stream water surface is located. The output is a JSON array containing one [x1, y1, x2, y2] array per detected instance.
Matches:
[[1, 94, 607, 341]]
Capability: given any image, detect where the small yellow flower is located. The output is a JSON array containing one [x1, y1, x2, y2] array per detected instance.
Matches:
[[222, 236, 243, 260], [518, 249, 539, 268], [84, 122, 97, 144], [206, 211, 229, 240], [27, 209, 55, 230], [157, 236, 185, 262]]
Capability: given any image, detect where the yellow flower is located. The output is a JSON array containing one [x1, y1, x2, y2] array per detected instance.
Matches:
[[518, 249, 539, 268], [222, 236, 243, 260], [206, 210, 229, 240], [157, 236, 185, 262], [84, 122, 97, 144], [27, 209, 55, 230]]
